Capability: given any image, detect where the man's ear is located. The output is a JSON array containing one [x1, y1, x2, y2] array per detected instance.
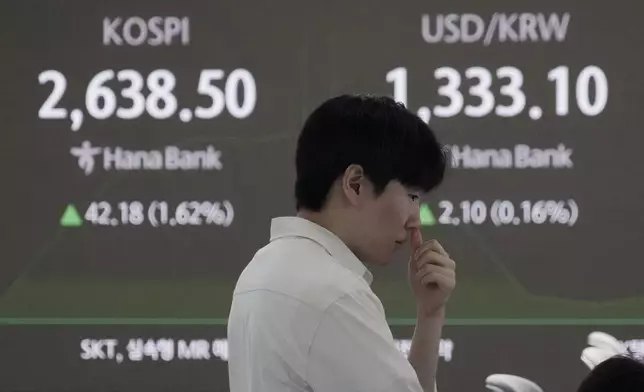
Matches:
[[341, 164, 364, 205]]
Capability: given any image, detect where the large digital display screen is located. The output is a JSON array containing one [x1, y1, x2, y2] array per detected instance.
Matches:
[[1, 1, 642, 391]]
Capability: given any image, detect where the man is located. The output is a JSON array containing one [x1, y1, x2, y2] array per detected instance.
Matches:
[[228, 94, 455, 392]]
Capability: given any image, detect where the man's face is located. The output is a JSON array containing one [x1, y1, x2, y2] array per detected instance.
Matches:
[[353, 180, 422, 265]]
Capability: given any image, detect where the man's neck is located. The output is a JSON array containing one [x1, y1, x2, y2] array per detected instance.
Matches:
[[296, 209, 356, 255]]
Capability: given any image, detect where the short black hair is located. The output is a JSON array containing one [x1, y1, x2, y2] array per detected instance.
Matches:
[[295, 94, 447, 211], [577, 355, 644, 392]]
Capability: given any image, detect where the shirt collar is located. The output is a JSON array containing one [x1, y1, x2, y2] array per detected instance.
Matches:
[[269, 216, 373, 285]]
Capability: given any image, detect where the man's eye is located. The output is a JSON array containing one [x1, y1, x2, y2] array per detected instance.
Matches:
[[409, 194, 420, 202]]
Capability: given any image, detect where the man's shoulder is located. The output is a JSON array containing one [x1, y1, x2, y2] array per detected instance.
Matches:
[[232, 236, 372, 312]]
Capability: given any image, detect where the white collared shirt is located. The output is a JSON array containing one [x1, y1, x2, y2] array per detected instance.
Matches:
[[227, 216, 423, 392]]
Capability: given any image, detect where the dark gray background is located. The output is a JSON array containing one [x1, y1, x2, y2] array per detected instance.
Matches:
[[0, 0, 643, 390]]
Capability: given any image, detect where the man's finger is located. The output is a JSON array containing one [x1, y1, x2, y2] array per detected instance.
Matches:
[[415, 264, 455, 281], [416, 250, 456, 271], [415, 263, 442, 277], [417, 270, 456, 289], [410, 228, 423, 252], [414, 239, 448, 259]]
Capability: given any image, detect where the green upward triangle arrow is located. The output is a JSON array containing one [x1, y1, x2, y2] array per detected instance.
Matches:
[[419, 203, 436, 226], [60, 204, 83, 227]]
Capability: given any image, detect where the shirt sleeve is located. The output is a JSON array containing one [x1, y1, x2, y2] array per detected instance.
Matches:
[[306, 289, 424, 392]]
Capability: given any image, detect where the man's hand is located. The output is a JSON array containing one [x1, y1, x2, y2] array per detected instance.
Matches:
[[408, 228, 456, 318]]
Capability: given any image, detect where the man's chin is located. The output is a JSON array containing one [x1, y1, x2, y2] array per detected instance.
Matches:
[[361, 247, 398, 266], [369, 253, 395, 266]]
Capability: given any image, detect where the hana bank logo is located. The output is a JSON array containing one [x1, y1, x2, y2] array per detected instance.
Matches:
[[484, 331, 643, 391]]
